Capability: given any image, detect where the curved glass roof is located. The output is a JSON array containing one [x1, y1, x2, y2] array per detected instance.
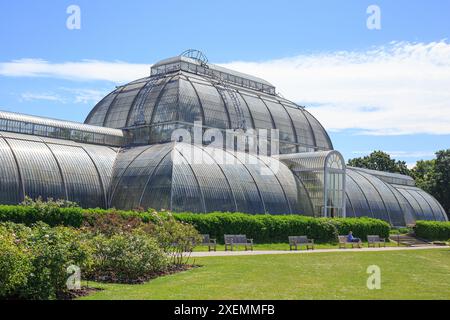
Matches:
[[0, 110, 124, 146], [346, 167, 448, 226], [0, 110, 123, 137], [151, 55, 276, 93], [109, 142, 314, 214], [85, 68, 333, 153], [0, 131, 118, 209]]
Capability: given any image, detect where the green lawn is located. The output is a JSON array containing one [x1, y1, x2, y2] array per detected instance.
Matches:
[[80, 248, 450, 300]]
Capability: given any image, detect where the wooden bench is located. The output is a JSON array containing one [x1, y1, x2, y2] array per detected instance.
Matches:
[[338, 235, 362, 249], [367, 235, 386, 248], [201, 234, 217, 252], [289, 236, 314, 251], [224, 235, 253, 251]]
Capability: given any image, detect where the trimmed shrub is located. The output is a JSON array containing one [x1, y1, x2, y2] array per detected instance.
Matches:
[[415, 220, 450, 241], [174, 213, 391, 243], [0, 205, 156, 228], [0, 205, 84, 228], [0, 202, 390, 244], [173, 213, 339, 243], [332, 217, 390, 241]]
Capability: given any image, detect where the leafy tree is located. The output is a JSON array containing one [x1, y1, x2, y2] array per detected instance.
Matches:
[[432, 150, 450, 217], [411, 150, 450, 219], [412, 159, 436, 193], [347, 151, 411, 175]]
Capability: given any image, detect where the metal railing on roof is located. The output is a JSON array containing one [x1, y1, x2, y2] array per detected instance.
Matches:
[[0, 110, 124, 146]]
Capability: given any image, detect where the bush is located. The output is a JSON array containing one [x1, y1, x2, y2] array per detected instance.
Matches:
[[332, 217, 390, 241], [415, 220, 450, 241], [20, 223, 93, 300], [0, 204, 84, 228], [0, 211, 199, 299], [0, 222, 92, 300], [174, 213, 391, 243], [82, 212, 143, 237], [89, 231, 168, 283], [173, 213, 339, 243], [0, 204, 155, 228], [0, 225, 32, 298], [0, 201, 390, 244], [142, 212, 202, 265]]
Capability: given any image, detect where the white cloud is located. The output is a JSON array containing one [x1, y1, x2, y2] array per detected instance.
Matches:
[[0, 59, 149, 83], [221, 41, 450, 136], [2, 41, 450, 135], [60, 88, 109, 104], [20, 88, 108, 105], [20, 92, 65, 103]]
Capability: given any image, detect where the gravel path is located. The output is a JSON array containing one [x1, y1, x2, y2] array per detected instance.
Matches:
[[188, 245, 449, 257]]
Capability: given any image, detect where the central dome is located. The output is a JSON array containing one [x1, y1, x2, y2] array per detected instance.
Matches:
[[85, 55, 333, 154]]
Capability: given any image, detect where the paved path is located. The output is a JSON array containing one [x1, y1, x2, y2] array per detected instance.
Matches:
[[188, 245, 449, 257]]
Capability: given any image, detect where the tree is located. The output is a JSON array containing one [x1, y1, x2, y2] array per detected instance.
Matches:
[[412, 150, 450, 219], [432, 150, 450, 217], [411, 159, 436, 194], [347, 151, 411, 175]]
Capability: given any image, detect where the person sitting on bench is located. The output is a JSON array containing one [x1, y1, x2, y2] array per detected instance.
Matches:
[[347, 231, 361, 243]]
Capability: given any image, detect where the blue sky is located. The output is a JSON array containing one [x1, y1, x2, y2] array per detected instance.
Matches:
[[1, 0, 449, 166]]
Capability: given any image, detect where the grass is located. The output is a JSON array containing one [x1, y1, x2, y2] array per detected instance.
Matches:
[[80, 248, 450, 300]]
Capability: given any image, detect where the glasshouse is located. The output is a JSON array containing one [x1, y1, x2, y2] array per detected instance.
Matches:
[[0, 51, 447, 227]]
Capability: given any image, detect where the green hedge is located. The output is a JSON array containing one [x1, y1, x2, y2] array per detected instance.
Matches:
[[0, 205, 391, 244], [332, 218, 390, 241], [415, 220, 450, 241], [0, 205, 156, 228], [174, 212, 390, 243], [0, 205, 84, 227]]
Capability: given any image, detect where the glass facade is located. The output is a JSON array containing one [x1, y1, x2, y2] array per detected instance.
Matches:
[[0, 54, 446, 226], [109, 142, 314, 215], [0, 110, 123, 146], [345, 167, 448, 226], [279, 151, 346, 218], [0, 131, 117, 208], [84, 64, 334, 154]]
